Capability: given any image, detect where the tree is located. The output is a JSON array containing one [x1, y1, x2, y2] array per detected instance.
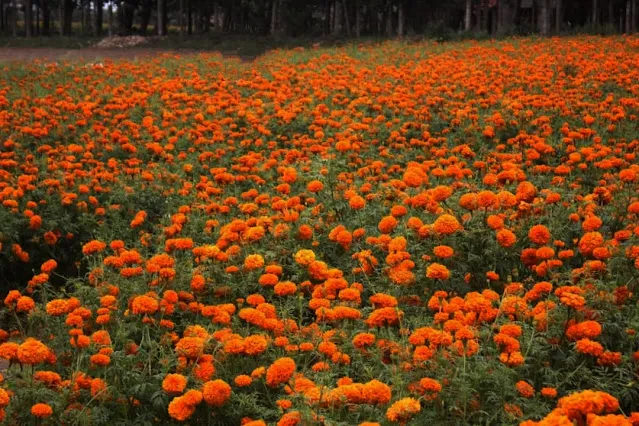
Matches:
[[538, 0, 549, 35], [158, 0, 166, 35], [465, 0, 472, 31], [397, 0, 404, 36], [41, 0, 50, 34], [25, 0, 33, 36]]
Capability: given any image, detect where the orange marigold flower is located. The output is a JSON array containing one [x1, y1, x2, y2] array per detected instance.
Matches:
[[433, 245, 454, 258], [175, 337, 205, 360], [528, 225, 551, 245], [82, 240, 107, 255], [386, 397, 421, 423], [266, 357, 296, 388], [168, 395, 197, 422], [131, 295, 159, 315], [426, 263, 450, 280], [40, 259, 57, 273], [163, 374, 188, 394], [378, 216, 398, 234], [202, 379, 232, 407], [578, 232, 604, 256], [432, 214, 462, 235], [17, 338, 50, 365], [244, 254, 265, 270], [234, 375, 252, 387], [306, 180, 324, 193], [349, 195, 366, 210], [31, 403, 53, 418], [516, 381, 535, 398]]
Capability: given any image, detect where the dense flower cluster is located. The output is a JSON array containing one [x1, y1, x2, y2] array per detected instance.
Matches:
[[0, 36, 638, 425]]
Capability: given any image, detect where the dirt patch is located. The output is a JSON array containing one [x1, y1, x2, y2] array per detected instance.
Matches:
[[0, 359, 8, 372], [0, 47, 253, 63]]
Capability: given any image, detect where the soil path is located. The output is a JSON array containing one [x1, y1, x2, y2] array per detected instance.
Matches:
[[0, 47, 252, 63]]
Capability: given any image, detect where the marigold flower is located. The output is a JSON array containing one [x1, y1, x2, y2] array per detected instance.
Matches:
[[202, 379, 232, 407], [244, 254, 265, 270], [432, 214, 461, 235], [163, 374, 187, 394], [528, 225, 551, 245], [31, 403, 53, 418], [426, 263, 450, 280], [386, 397, 421, 423], [266, 357, 296, 387]]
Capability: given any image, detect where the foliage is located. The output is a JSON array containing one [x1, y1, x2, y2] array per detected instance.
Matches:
[[0, 36, 638, 425]]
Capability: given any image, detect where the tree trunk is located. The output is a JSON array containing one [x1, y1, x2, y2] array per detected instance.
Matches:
[[626, 0, 632, 33], [333, 0, 342, 34], [203, 1, 209, 33], [397, 0, 403, 37], [58, 0, 62, 34], [81, 1, 85, 34], [465, 0, 472, 31], [607, 0, 613, 27], [592, 0, 597, 25], [139, 0, 150, 35], [384, 0, 392, 36], [108, 2, 113, 35], [270, 0, 278, 34], [186, 0, 191, 35], [480, 0, 488, 31], [25, 0, 32, 36], [354, 0, 360, 36], [157, 0, 165, 35], [343, 0, 351, 36], [555, 0, 561, 32], [12, 0, 17, 36], [93, 0, 101, 35], [63, 0, 73, 35], [632, 0, 637, 32], [538, 0, 549, 35], [0, 0, 4, 33], [35, 3, 39, 35], [179, 0, 184, 35]]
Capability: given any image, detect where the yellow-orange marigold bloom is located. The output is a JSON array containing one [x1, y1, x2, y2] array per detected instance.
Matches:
[[168, 395, 196, 422], [426, 263, 450, 280], [244, 254, 265, 270], [17, 338, 50, 365], [234, 375, 252, 387], [516, 381, 535, 398], [497, 229, 517, 248], [433, 245, 454, 258], [202, 379, 232, 407], [528, 225, 551, 245], [306, 180, 324, 193], [175, 337, 205, 359], [349, 195, 366, 210], [30, 403, 53, 418], [162, 374, 188, 394], [386, 397, 421, 423], [578, 232, 604, 256], [82, 240, 107, 255], [378, 216, 398, 234], [132, 295, 159, 315], [266, 357, 296, 387], [40, 259, 57, 273], [432, 214, 461, 235], [294, 249, 315, 266]]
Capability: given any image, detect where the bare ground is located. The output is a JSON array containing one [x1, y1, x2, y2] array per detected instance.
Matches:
[[0, 47, 252, 63]]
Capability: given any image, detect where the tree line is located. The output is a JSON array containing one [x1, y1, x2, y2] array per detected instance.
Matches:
[[0, 0, 637, 38]]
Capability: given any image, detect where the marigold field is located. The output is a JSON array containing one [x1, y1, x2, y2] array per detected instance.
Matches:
[[0, 36, 639, 425]]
